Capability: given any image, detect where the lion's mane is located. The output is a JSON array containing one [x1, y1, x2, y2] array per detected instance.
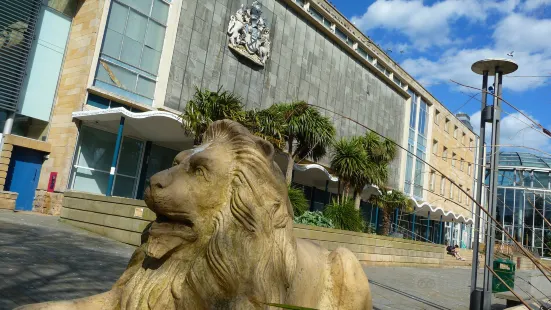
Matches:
[[118, 120, 298, 310]]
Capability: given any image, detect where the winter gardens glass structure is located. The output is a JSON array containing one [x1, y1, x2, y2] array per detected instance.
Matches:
[[488, 152, 551, 259]]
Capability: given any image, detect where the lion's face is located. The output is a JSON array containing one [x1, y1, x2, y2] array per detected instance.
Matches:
[[143, 142, 234, 258]]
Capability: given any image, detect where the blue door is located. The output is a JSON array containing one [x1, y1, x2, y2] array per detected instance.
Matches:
[[6, 147, 44, 211]]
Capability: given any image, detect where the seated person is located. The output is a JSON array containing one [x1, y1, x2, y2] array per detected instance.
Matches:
[[452, 245, 465, 261], [446, 244, 454, 254]]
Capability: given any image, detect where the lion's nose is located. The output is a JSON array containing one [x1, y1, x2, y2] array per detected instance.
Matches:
[[150, 170, 172, 189]]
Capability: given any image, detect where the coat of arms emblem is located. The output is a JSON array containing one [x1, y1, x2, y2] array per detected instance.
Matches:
[[227, 1, 271, 66]]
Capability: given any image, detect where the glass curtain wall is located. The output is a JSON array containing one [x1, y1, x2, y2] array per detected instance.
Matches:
[[94, 0, 170, 105], [413, 100, 428, 198], [404, 90, 418, 194], [71, 126, 179, 199]]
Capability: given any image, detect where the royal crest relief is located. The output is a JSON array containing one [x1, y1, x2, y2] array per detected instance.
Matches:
[[227, 1, 271, 66]]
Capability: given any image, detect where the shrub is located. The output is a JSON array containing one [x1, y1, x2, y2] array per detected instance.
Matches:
[[323, 199, 365, 232], [288, 185, 309, 217], [294, 211, 334, 229]]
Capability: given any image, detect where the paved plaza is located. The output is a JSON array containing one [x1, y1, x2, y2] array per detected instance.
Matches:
[[0, 210, 545, 310]]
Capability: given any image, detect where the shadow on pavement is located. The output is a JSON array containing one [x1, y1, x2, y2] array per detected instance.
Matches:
[[369, 280, 452, 310], [0, 220, 133, 310]]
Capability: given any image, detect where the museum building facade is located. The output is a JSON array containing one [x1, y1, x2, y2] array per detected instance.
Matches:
[[0, 0, 481, 247]]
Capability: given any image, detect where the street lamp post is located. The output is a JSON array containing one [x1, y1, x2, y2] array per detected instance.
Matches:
[[470, 58, 517, 310]]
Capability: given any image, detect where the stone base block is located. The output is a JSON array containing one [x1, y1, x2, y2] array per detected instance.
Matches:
[[33, 190, 64, 215], [0, 191, 18, 210]]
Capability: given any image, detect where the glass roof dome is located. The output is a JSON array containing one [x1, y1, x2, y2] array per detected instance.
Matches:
[[487, 152, 551, 169]]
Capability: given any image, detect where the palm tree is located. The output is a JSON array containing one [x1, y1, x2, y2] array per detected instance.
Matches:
[[180, 86, 245, 145], [369, 189, 414, 236], [250, 101, 336, 185], [330, 137, 368, 202], [242, 108, 286, 150], [351, 132, 398, 210]]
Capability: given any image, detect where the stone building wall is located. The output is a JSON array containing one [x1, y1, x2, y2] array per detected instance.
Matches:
[[34, 0, 107, 215], [164, 0, 407, 188]]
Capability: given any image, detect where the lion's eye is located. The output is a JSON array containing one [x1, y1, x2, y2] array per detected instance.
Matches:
[[195, 167, 205, 177]]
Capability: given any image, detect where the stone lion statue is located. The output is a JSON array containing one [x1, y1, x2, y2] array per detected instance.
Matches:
[[17, 120, 372, 310]]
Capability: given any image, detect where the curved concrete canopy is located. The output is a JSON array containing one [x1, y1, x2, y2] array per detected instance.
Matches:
[[409, 198, 474, 224], [72, 108, 193, 150]]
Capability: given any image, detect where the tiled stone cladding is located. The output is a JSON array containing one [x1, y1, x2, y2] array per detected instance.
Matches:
[[164, 0, 407, 189]]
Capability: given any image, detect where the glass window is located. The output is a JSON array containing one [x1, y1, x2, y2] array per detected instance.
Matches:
[[498, 170, 515, 186], [523, 171, 533, 187], [452, 153, 456, 167], [151, 0, 169, 24], [453, 125, 458, 138], [535, 193, 544, 228], [504, 188, 514, 225], [103, 29, 124, 58], [87, 93, 110, 109], [107, 2, 128, 33], [95, 0, 169, 104], [308, 7, 324, 22], [113, 175, 137, 198], [460, 158, 464, 171], [72, 126, 116, 194], [430, 171, 435, 191], [117, 137, 144, 177], [469, 139, 473, 151], [357, 47, 368, 59], [435, 109, 440, 125], [418, 100, 428, 135], [443, 147, 448, 161], [409, 97, 417, 129], [393, 76, 402, 86], [71, 126, 145, 199], [139, 144, 179, 199], [468, 163, 472, 176], [145, 20, 165, 51], [440, 177, 446, 196], [515, 189, 524, 241], [126, 10, 148, 42], [120, 37, 143, 67], [76, 126, 116, 172], [137, 76, 156, 98], [445, 118, 450, 132], [534, 172, 549, 189], [141, 47, 162, 74], [525, 192, 534, 229], [432, 140, 438, 154]]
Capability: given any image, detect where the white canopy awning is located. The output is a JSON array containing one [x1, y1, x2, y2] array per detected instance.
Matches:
[[409, 198, 474, 224], [72, 108, 194, 150], [273, 152, 381, 200]]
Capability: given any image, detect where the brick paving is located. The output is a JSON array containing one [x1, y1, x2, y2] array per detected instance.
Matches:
[[0, 210, 548, 310]]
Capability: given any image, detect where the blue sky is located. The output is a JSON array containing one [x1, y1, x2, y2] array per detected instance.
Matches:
[[331, 0, 551, 153]]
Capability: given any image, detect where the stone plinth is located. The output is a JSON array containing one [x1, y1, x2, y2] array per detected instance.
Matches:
[[0, 191, 18, 211]]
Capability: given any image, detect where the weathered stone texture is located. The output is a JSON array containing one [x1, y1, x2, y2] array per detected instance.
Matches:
[[166, 0, 406, 188], [35, 0, 106, 215]]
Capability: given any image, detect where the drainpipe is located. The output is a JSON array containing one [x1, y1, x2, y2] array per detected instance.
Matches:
[[106, 116, 125, 196]]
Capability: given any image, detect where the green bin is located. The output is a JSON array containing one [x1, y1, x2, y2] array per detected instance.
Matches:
[[492, 258, 515, 293]]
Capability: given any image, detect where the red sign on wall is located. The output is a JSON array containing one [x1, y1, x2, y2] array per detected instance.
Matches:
[[48, 172, 58, 192]]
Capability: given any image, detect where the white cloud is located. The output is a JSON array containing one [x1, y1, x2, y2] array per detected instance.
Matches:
[[350, 0, 520, 49], [401, 48, 551, 92], [493, 14, 551, 54], [521, 0, 551, 11], [350, 0, 487, 49], [471, 111, 551, 152], [400, 12, 551, 92]]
